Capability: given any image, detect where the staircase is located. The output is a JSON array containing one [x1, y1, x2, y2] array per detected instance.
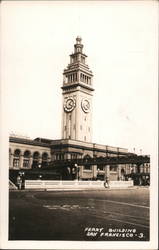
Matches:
[[9, 180, 17, 190]]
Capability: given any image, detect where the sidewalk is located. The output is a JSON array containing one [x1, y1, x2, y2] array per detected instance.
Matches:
[[9, 186, 146, 192]]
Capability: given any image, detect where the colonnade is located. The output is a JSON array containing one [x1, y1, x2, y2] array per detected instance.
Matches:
[[73, 163, 150, 181], [63, 72, 91, 85], [9, 148, 51, 169]]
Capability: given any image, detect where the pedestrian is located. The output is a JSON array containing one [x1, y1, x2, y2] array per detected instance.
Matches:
[[21, 173, 25, 189], [17, 175, 22, 190], [104, 177, 109, 188]]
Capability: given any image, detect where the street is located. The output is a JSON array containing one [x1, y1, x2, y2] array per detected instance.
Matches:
[[9, 187, 149, 241]]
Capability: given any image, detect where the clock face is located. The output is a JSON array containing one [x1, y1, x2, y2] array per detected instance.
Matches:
[[64, 97, 76, 112], [81, 98, 90, 113]]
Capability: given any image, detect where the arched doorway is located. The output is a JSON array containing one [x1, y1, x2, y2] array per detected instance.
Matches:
[[121, 168, 125, 180]]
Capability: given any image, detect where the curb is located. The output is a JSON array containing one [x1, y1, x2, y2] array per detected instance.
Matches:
[[9, 186, 146, 192]]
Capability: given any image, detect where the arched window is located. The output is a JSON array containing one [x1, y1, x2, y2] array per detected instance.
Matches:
[[33, 151, 40, 159], [13, 149, 21, 168], [42, 152, 48, 168], [32, 151, 40, 168], [14, 149, 21, 156], [23, 150, 31, 168], [42, 152, 48, 160]]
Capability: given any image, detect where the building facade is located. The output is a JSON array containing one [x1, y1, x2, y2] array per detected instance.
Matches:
[[9, 37, 150, 183]]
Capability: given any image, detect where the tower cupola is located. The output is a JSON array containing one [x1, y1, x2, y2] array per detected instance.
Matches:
[[63, 37, 93, 88], [74, 36, 83, 54]]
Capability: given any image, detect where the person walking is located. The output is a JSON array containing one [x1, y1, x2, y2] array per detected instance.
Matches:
[[104, 176, 109, 188], [17, 175, 22, 190]]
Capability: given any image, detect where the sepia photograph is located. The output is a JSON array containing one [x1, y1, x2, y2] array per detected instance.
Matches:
[[0, 0, 158, 249]]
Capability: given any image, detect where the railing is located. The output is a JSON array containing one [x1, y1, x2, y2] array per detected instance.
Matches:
[[9, 180, 18, 190], [25, 180, 134, 190], [25, 180, 105, 189], [49, 155, 150, 167]]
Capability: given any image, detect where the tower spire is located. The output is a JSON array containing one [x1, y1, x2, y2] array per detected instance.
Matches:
[[62, 37, 93, 87], [61, 37, 94, 142]]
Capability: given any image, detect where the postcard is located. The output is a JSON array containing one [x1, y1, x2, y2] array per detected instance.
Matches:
[[0, 1, 158, 249]]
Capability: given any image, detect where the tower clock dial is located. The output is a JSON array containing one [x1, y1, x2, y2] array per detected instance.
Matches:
[[64, 97, 76, 112], [81, 98, 90, 113]]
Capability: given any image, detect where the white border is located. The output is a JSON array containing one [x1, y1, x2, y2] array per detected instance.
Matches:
[[0, 1, 158, 249]]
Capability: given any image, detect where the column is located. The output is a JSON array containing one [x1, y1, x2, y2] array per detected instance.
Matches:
[[92, 165, 97, 179], [133, 164, 136, 173], [139, 164, 143, 173], [104, 165, 110, 180], [117, 165, 122, 180], [19, 154, 24, 169], [144, 164, 147, 173], [125, 164, 129, 175], [38, 157, 42, 168], [9, 154, 14, 169], [79, 165, 83, 180], [29, 156, 33, 169], [77, 71, 80, 82]]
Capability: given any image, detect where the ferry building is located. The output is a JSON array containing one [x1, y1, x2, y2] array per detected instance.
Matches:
[[9, 37, 150, 183]]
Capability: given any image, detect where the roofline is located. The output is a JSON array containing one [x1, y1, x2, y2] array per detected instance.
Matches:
[[9, 137, 50, 148]]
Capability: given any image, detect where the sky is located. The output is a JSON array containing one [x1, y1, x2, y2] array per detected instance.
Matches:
[[1, 1, 158, 155]]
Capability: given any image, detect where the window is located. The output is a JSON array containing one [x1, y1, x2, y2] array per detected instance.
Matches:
[[84, 136, 86, 141], [13, 149, 21, 168], [110, 165, 117, 172], [14, 149, 21, 157], [24, 150, 30, 158], [97, 165, 104, 171], [80, 125, 82, 130], [80, 73, 82, 81], [84, 165, 92, 170], [33, 152, 40, 159], [42, 152, 48, 161], [32, 151, 40, 168], [71, 154, 77, 159], [23, 159, 29, 168], [41, 152, 48, 167], [81, 57, 85, 63], [13, 158, 20, 168]]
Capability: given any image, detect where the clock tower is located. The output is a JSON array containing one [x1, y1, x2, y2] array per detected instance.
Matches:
[[62, 37, 94, 142]]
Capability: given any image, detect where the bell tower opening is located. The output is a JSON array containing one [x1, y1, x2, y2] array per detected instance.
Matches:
[[61, 37, 94, 142]]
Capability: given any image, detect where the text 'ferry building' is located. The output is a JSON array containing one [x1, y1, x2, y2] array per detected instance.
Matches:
[[9, 37, 150, 186]]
